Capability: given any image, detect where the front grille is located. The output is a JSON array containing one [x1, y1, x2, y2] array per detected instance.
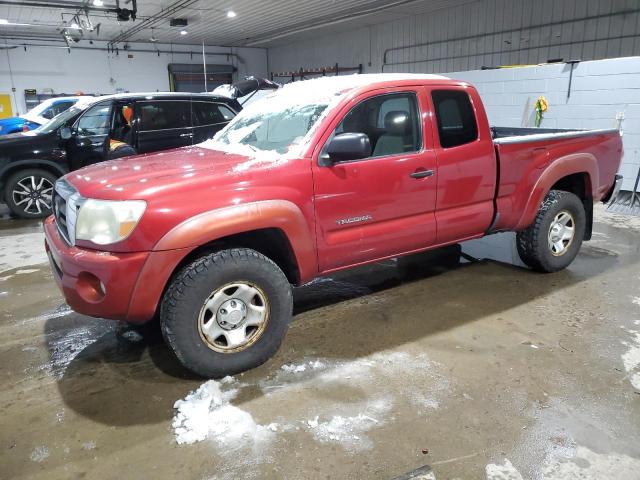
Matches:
[[53, 190, 69, 243], [53, 179, 79, 245]]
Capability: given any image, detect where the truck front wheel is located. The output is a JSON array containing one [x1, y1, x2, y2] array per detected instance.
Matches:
[[516, 190, 586, 273], [160, 248, 293, 378]]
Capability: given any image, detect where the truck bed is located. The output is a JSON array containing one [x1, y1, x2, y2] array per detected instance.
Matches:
[[491, 126, 619, 144], [490, 126, 622, 232]]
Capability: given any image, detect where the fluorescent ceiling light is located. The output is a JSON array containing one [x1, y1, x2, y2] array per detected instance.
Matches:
[[93, 0, 104, 6], [0, 19, 32, 26], [180, 29, 188, 35], [226, 10, 236, 18]]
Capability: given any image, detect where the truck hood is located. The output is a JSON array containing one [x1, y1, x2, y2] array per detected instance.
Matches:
[[65, 145, 285, 200]]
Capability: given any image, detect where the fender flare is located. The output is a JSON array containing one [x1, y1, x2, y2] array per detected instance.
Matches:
[[0, 160, 67, 199], [516, 153, 598, 230], [0, 159, 67, 181], [154, 199, 317, 282]]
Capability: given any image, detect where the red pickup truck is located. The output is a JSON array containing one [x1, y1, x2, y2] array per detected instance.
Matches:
[[44, 74, 623, 377]]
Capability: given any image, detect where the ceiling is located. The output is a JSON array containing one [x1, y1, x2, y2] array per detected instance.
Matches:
[[0, 0, 474, 48]]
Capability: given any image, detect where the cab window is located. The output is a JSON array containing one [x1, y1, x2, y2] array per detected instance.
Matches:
[[75, 103, 111, 136], [332, 92, 421, 159], [431, 90, 478, 148]]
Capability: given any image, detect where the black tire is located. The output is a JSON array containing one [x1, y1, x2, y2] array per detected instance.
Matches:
[[160, 248, 293, 378], [516, 190, 586, 273], [4, 168, 58, 219]]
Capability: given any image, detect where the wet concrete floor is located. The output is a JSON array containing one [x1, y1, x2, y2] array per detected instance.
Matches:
[[1, 204, 639, 479]]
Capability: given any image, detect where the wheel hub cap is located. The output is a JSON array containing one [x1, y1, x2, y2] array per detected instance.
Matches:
[[548, 210, 575, 256], [198, 282, 269, 353], [12, 175, 54, 215], [217, 299, 247, 330]]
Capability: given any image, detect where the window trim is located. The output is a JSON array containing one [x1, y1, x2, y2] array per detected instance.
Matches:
[[430, 89, 479, 149], [319, 90, 424, 166]]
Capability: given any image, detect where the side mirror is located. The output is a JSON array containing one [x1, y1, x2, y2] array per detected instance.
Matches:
[[59, 126, 72, 140], [320, 133, 371, 166]]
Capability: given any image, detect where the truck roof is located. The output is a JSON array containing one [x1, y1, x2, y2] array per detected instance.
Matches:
[[252, 73, 458, 110]]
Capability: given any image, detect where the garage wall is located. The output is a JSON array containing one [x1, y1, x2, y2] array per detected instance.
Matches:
[[0, 42, 267, 115], [267, 0, 640, 76], [443, 57, 640, 191]]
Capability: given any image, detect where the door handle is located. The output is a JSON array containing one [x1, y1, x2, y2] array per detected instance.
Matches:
[[410, 169, 434, 179], [180, 133, 194, 138]]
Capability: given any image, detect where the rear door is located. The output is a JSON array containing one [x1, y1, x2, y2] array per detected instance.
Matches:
[[312, 88, 438, 271], [428, 87, 497, 244], [191, 101, 236, 143], [135, 99, 193, 153]]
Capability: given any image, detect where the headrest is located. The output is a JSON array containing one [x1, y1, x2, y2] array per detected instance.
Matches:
[[384, 110, 410, 135], [122, 105, 133, 124]]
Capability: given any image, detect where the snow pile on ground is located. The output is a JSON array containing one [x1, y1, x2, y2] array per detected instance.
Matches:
[[29, 445, 49, 462], [172, 349, 448, 457], [172, 379, 274, 447], [621, 320, 640, 390], [281, 360, 325, 373], [486, 445, 640, 479], [305, 397, 392, 451], [486, 459, 523, 480]]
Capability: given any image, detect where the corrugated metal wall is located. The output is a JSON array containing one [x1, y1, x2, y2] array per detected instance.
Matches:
[[268, 0, 640, 76]]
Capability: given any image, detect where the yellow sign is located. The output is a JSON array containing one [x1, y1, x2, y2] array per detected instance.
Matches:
[[0, 94, 13, 119]]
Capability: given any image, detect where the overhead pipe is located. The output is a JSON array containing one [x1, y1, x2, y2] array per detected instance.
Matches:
[[382, 8, 640, 70], [382, 33, 640, 71], [1, 41, 243, 62], [0, 0, 117, 13]]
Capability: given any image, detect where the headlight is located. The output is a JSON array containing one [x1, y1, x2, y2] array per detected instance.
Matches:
[[76, 199, 146, 245]]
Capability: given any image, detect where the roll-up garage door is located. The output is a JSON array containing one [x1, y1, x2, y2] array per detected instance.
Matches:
[[168, 64, 237, 93]]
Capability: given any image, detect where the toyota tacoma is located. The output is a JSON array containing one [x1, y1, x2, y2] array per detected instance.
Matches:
[[44, 74, 623, 377]]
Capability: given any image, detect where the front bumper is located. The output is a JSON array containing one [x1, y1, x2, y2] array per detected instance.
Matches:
[[44, 216, 149, 321]]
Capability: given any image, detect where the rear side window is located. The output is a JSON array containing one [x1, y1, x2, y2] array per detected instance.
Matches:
[[139, 101, 191, 131], [431, 90, 478, 148], [192, 102, 235, 127]]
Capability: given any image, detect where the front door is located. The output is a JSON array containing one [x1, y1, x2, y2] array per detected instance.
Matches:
[[312, 88, 438, 272], [66, 101, 113, 170]]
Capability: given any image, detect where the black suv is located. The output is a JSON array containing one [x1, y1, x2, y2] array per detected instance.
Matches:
[[0, 91, 246, 218]]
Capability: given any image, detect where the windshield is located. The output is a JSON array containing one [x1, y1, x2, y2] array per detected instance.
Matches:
[[37, 104, 86, 133], [213, 102, 328, 154]]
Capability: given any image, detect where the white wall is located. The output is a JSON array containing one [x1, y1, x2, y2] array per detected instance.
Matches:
[[442, 57, 640, 191], [0, 42, 268, 115]]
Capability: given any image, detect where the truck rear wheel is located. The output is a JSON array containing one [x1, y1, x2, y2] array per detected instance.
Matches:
[[516, 190, 586, 273], [160, 248, 293, 378]]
